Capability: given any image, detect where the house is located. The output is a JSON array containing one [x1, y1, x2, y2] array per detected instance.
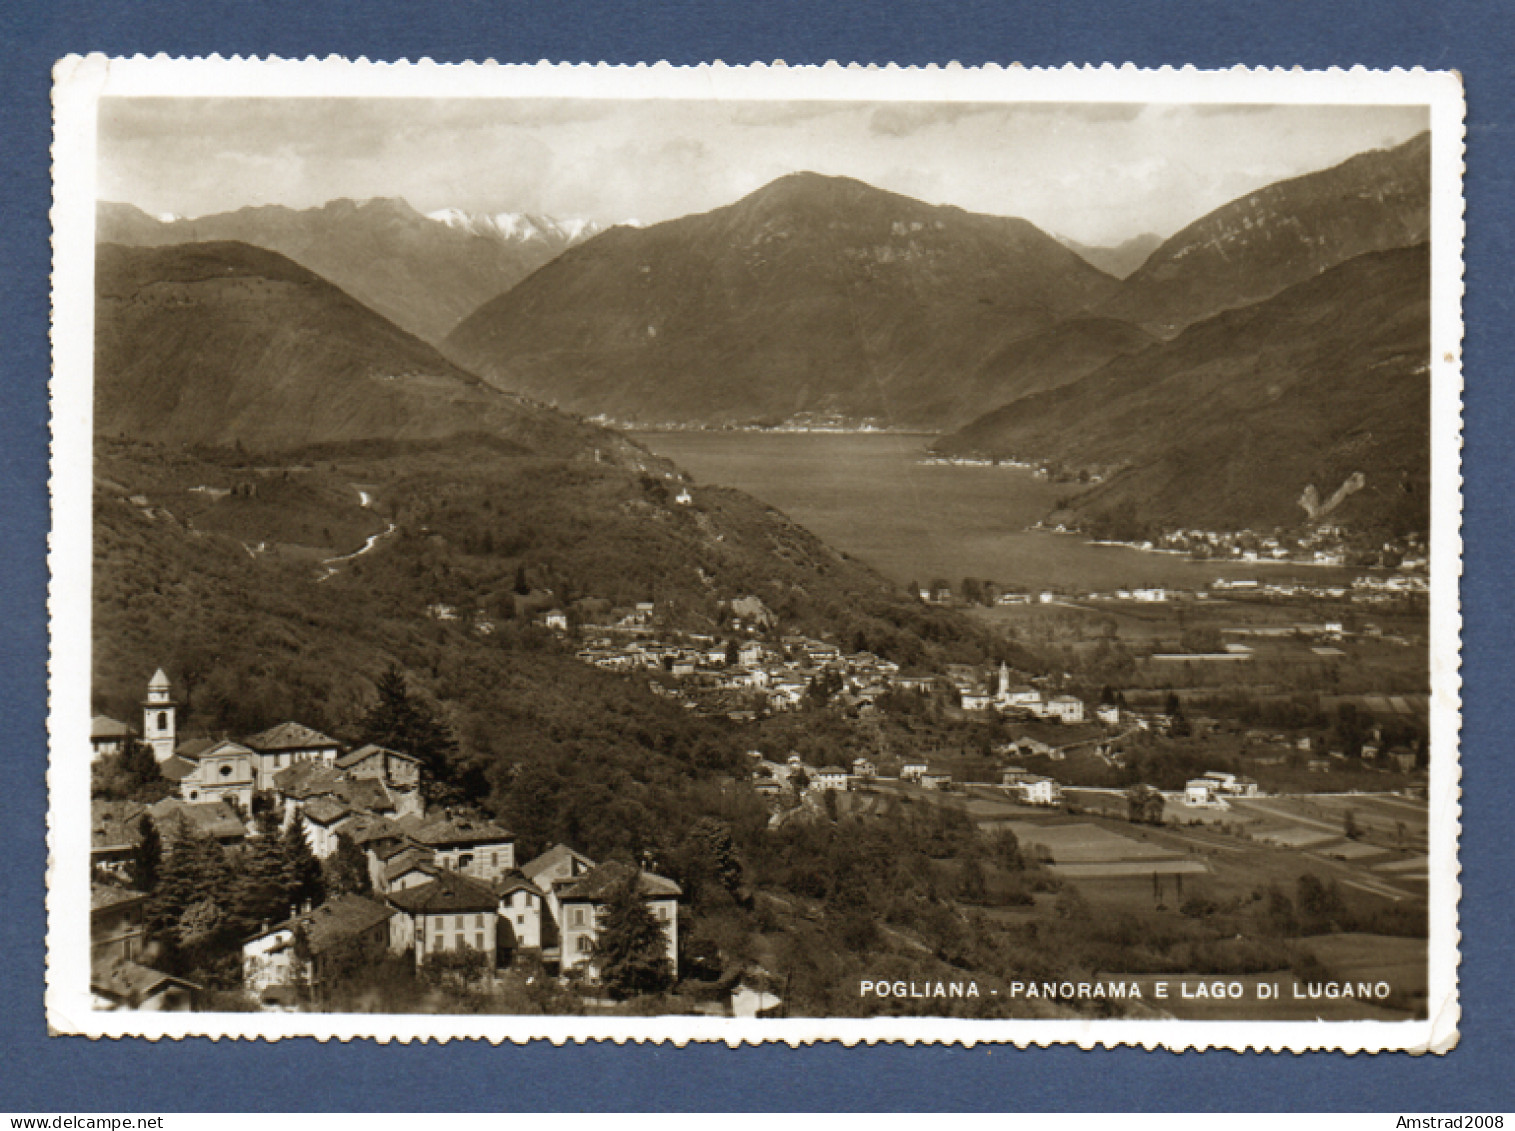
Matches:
[[521, 843, 598, 927], [242, 894, 396, 998], [273, 761, 348, 824], [1017, 777, 1061, 806], [850, 757, 876, 780], [378, 844, 440, 893], [542, 609, 569, 632], [1184, 779, 1227, 807], [90, 716, 135, 761], [899, 762, 928, 782], [1000, 766, 1032, 787], [1044, 695, 1086, 724], [147, 798, 248, 846], [753, 778, 784, 797], [91, 800, 147, 878], [557, 861, 681, 981], [812, 766, 849, 791], [920, 773, 953, 792], [91, 956, 199, 1012], [91, 883, 148, 962], [300, 796, 353, 858], [410, 814, 516, 882], [1001, 686, 1043, 710], [495, 872, 548, 952], [243, 721, 342, 790], [960, 690, 995, 712], [172, 739, 257, 810], [386, 869, 501, 970], [1096, 704, 1121, 726]]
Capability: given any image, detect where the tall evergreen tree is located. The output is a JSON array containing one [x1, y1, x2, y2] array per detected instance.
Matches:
[[323, 831, 373, 898], [147, 817, 235, 969], [230, 831, 299, 937], [278, 820, 325, 913], [592, 871, 674, 999], [356, 662, 461, 794], [131, 814, 161, 893]]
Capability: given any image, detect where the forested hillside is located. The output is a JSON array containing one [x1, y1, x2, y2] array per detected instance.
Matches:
[[937, 244, 1431, 536]]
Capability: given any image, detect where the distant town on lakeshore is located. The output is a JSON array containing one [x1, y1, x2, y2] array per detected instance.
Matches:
[[86, 104, 1434, 1020]]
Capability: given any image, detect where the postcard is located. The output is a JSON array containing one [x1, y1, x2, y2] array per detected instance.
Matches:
[[49, 57, 1463, 1050]]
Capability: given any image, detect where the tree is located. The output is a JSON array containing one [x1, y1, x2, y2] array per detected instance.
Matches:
[[229, 828, 308, 938], [1343, 809, 1361, 841], [957, 855, 987, 902], [278, 820, 325, 914], [323, 831, 373, 898], [147, 817, 236, 972], [1125, 784, 1165, 826], [131, 815, 161, 893], [592, 871, 675, 999], [356, 662, 463, 800]]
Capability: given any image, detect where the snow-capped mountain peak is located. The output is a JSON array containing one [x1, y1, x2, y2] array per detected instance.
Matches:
[[425, 208, 604, 247]]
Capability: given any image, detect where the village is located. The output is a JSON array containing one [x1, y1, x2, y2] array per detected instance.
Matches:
[[86, 582, 1429, 1016], [88, 670, 694, 1014]]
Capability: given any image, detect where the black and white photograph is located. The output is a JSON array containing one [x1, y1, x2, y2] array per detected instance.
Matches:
[[49, 60, 1463, 1049]]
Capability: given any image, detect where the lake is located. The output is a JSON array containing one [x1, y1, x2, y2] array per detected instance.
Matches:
[[633, 431, 1359, 593]]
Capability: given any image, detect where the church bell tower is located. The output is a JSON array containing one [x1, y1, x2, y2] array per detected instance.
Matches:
[[142, 668, 178, 762]]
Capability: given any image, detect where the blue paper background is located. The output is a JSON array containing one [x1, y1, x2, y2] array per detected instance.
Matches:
[[3, 0, 1511, 1111]]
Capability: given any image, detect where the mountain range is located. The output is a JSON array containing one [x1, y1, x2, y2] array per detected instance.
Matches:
[[97, 198, 601, 344], [1100, 131, 1430, 336], [95, 130, 1433, 533], [937, 243, 1431, 534], [1056, 232, 1163, 280], [444, 172, 1125, 430], [94, 240, 640, 460]]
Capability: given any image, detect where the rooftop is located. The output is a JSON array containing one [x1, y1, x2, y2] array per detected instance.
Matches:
[[147, 798, 247, 841], [172, 737, 218, 761], [382, 846, 438, 883], [386, 869, 499, 915], [521, 843, 597, 885], [91, 955, 199, 1004], [158, 755, 198, 782], [336, 743, 420, 770], [91, 882, 147, 913], [301, 796, 350, 825], [494, 870, 546, 898], [91, 800, 147, 851], [90, 716, 134, 741], [411, 814, 513, 848], [273, 761, 346, 798], [244, 721, 341, 753], [258, 894, 394, 953], [559, 861, 682, 903]]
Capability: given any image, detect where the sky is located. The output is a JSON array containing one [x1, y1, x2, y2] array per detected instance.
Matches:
[[98, 98, 1429, 246]]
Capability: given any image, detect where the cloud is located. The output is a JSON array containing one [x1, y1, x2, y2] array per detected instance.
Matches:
[[868, 103, 990, 137]]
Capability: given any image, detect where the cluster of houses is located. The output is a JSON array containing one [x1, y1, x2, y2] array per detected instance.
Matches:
[[88, 671, 682, 1011], [572, 623, 911, 717], [954, 663, 1087, 724]]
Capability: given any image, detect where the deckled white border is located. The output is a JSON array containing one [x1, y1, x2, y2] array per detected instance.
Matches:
[[47, 56, 1465, 1051]]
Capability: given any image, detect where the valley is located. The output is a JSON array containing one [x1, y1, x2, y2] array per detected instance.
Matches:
[[84, 119, 1437, 1020]]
